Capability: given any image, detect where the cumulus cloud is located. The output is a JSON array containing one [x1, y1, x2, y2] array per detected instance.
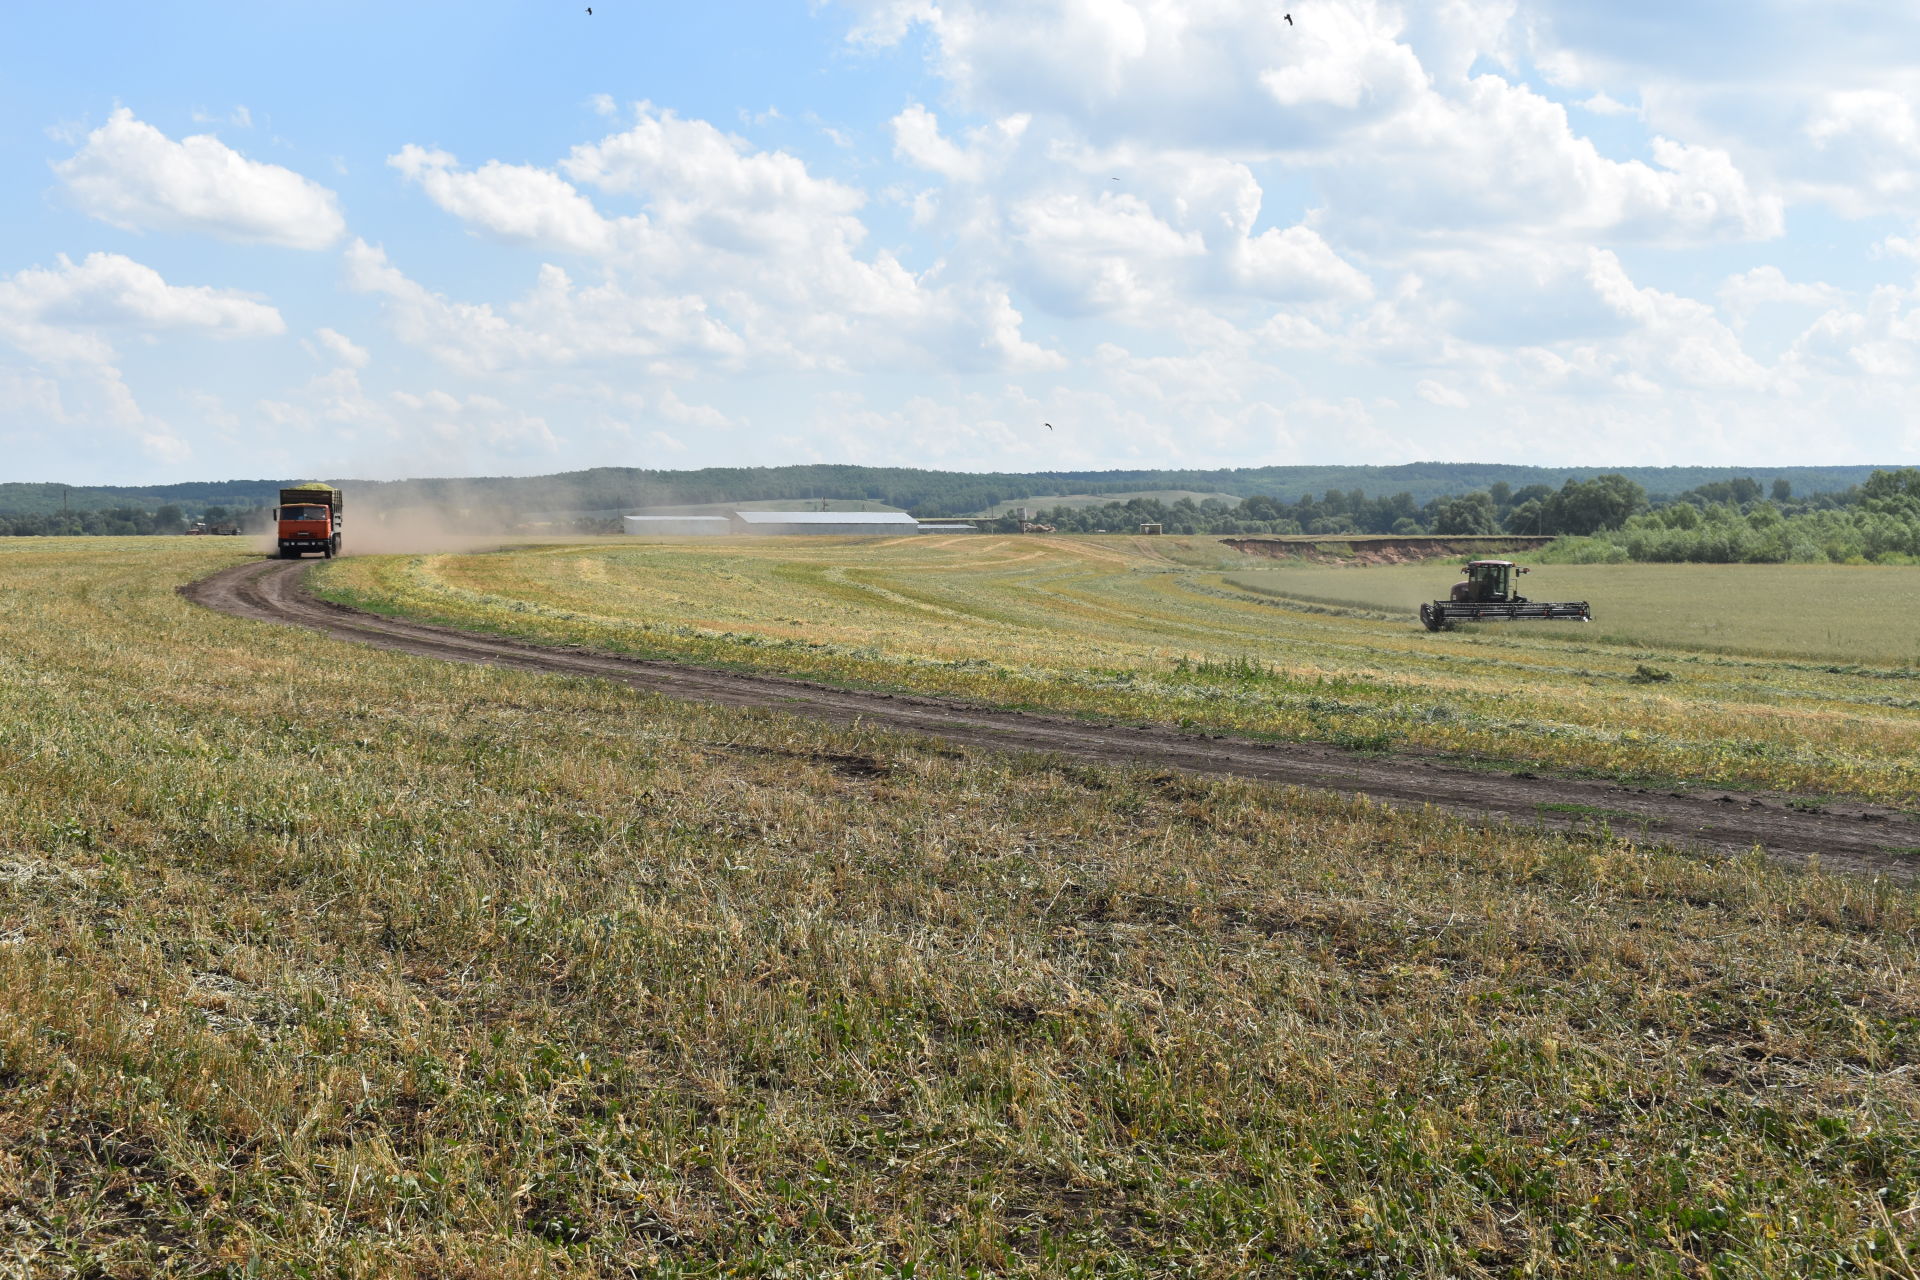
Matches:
[[343, 239, 743, 374], [890, 106, 1373, 321], [1584, 250, 1779, 392], [1716, 266, 1844, 324], [1318, 81, 1781, 248], [314, 327, 370, 368], [850, 0, 1778, 247], [1787, 282, 1920, 380], [373, 105, 1061, 376], [1577, 91, 1637, 116], [0, 252, 278, 466], [1878, 227, 1920, 263], [559, 103, 869, 261], [389, 145, 622, 254], [54, 108, 345, 249], [1417, 378, 1470, 408], [0, 252, 283, 366]]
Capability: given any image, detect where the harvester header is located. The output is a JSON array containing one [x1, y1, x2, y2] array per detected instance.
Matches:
[[1419, 560, 1590, 631]]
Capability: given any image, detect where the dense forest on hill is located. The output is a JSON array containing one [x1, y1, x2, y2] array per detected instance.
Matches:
[[0, 462, 1896, 531]]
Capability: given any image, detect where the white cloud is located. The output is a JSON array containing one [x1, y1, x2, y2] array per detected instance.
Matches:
[[848, 0, 1776, 249], [190, 105, 253, 128], [0, 252, 283, 365], [0, 252, 276, 466], [372, 105, 1061, 376], [342, 239, 744, 374], [1319, 81, 1781, 248], [560, 103, 869, 260], [890, 106, 1373, 320], [314, 327, 370, 368], [1584, 249, 1778, 391], [1787, 282, 1920, 380], [1577, 91, 1637, 117], [1716, 266, 1844, 324], [1877, 227, 1920, 263], [390, 145, 621, 254], [1417, 378, 1470, 408], [54, 109, 345, 249]]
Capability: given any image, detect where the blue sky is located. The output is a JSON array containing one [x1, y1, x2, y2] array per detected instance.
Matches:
[[3, 0, 1917, 483]]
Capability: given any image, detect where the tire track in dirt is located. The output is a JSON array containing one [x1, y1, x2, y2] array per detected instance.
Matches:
[[184, 559, 1920, 878]]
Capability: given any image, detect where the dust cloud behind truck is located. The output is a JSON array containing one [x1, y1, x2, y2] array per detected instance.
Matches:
[[274, 484, 342, 559]]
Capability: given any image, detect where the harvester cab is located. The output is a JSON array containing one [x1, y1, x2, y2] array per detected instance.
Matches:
[[1420, 559, 1590, 631], [1450, 560, 1528, 604]]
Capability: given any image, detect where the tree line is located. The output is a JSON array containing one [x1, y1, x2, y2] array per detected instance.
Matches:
[[0, 504, 252, 537], [998, 469, 1920, 564], [5, 466, 1917, 562], [1002, 473, 1652, 537], [1541, 468, 1920, 564], [0, 462, 1894, 527]]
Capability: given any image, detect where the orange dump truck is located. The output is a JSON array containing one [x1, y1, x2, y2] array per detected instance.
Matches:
[[274, 484, 342, 559]]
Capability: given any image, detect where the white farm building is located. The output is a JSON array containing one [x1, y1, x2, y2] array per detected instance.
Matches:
[[729, 511, 922, 536], [621, 516, 732, 536], [623, 509, 978, 536]]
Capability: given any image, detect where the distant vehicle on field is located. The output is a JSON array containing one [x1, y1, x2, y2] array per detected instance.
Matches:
[[274, 484, 342, 559], [1419, 560, 1590, 631]]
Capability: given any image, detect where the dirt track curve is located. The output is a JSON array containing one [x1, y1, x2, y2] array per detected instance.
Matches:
[[185, 559, 1920, 879]]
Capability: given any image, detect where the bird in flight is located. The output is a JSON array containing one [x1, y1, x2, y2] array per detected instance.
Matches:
[[1044, 422, 1054, 430], [1284, 13, 1293, 24], [586, 6, 592, 12]]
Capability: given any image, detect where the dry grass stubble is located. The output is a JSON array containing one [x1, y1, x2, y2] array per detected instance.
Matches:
[[0, 539, 1917, 1276]]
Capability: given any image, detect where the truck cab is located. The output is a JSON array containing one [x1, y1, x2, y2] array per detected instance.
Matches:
[[275, 485, 341, 558]]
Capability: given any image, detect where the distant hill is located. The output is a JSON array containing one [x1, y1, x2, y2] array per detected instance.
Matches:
[[0, 462, 1902, 521]]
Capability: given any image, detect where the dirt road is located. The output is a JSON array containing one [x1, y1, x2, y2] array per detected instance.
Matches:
[[186, 559, 1920, 877]]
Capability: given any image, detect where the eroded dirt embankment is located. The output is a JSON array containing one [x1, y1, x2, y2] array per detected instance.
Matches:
[[183, 559, 1920, 878]]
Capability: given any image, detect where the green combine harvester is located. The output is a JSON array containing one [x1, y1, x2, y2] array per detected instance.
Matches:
[[1419, 560, 1591, 631]]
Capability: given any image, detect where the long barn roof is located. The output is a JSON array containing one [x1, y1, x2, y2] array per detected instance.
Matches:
[[731, 510, 918, 524]]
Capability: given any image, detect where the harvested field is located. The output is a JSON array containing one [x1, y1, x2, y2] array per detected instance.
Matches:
[[314, 535, 1920, 806], [1229, 560, 1920, 665], [191, 559, 1920, 875], [6, 538, 1920, 1277]]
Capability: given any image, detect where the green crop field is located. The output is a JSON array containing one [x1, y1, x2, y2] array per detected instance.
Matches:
[[1227, 560, 1920, 665], [7, 538, 1920, 1276], [317, 535, 1920, 806]]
